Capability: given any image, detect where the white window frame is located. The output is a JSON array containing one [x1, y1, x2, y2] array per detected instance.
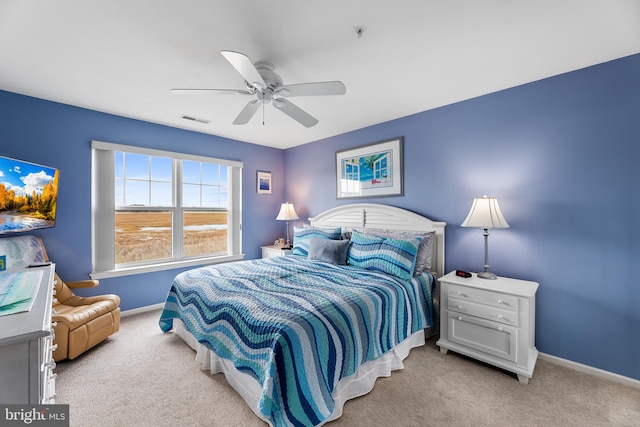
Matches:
[[91, 140, 244, 279]]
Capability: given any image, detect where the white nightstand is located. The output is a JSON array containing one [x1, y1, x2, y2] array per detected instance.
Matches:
[[261, 245, 292, 259], [436, 271, 539, 384]]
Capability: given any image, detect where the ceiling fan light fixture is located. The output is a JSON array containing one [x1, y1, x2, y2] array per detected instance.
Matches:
[[174, 50, 345, 127]]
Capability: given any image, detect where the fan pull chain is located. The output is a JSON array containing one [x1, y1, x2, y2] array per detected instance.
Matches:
[[262, 102, 265, 125]]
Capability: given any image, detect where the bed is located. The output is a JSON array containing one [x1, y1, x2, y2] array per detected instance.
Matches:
[[159, 203, 446, 426]]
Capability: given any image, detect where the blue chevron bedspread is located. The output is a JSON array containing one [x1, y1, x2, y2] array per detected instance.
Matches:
[[159, 256, 435, 427]]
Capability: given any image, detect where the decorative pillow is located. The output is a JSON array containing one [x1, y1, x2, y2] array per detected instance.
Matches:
[[347, 229, 421, 281], [354, 228, 435, 275], [292, 226, 342, 257], [304, 223, 352, 240], [413, 232, 435, 274], [308, 238, 350, 265]]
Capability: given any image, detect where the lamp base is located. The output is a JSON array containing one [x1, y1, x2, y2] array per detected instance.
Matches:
[[477, 271, 497, 280]]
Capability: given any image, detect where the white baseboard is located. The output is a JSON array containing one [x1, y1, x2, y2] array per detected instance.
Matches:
[[121, 302, 164, 317], [539, 352, 640, 390]]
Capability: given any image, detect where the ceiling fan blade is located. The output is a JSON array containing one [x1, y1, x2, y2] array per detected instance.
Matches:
[[233, 100, 261, 125], [273, 98, 318, 128], [171, 88, 251, 95], [275, 81, 346, 97], [221, 50, 266, 89]]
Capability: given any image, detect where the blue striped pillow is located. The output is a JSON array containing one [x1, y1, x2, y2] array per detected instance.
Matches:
[[292, 226, 342, 257], [347, 229, 421, 280]]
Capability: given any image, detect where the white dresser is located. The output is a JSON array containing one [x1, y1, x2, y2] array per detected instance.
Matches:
[[0, 264, 57, 403], [436, 271, 539, 384]]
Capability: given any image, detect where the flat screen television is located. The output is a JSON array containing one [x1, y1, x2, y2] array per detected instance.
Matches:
[[0, 155, 59, 234]]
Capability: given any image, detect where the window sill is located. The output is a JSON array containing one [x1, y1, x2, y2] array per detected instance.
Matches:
[[90, 254, 245, 279]]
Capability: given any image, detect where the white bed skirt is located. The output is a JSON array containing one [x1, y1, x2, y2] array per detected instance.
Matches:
[[173, 319, 425, 425]]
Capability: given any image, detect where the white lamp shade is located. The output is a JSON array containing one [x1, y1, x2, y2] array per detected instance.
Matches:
[[276, 202, 299, 221], [461, 196, 509, 229]]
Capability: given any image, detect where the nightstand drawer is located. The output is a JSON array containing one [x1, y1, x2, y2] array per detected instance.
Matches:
[[447, 312, 517, 362], [448, 284, 518, 311], [448, 297, 518, 327], [261, 245, 291, 258]]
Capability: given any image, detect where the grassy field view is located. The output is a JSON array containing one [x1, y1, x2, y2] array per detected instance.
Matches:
[[115, 211, 227, 264]]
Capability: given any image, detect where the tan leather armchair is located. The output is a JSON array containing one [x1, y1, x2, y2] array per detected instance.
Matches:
[[40, 241, 120, 361]]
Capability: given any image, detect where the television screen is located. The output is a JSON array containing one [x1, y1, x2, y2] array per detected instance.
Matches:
[[0, 155, 59, 234]]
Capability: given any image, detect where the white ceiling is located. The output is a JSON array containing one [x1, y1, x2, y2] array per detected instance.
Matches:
[[1, 1, 639, 149]]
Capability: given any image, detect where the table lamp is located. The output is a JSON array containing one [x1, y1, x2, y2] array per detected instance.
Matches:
[[461, 196, 509, 280], [276, 202, 299, 249]]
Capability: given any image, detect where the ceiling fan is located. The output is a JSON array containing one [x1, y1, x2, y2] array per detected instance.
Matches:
[[172, 51, 346, 128]]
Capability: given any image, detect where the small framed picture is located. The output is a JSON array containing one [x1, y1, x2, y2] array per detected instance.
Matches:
[[257, 170, 272, 194]]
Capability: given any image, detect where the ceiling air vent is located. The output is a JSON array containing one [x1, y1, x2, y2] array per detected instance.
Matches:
[[181, 115, 210, 124]]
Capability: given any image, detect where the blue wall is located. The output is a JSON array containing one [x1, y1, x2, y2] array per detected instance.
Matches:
[[284, 54, 640, 381], [0, 90, 286, 310], [2, 53, 638, 381]]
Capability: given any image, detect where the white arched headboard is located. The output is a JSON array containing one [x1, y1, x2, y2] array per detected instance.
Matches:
[[308, 203, 446, 277]]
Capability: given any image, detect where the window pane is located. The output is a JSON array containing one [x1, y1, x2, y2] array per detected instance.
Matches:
[[219, 165, 228, 185], [183, 210, 227, 257], [202, 186, 219, 207], [125, 181, 149, 206], [115, 211, 172, 264], [151, 156, 172, 181], [201, 163, 218, 185], [115, 152, 124, 178], [182, 183, 200, 207], [115, 178, 124, 206], [150, 182, 172, 206], [125, 153, 149, 179], [219, 189, 228, 208], [183, 160, 200, 184]]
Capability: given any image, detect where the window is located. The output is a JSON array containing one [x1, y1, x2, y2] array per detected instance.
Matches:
[[91, 141, 243, 279]]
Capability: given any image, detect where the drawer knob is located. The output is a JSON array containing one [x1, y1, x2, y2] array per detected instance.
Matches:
[[498, 315, 504, 320], [497, 299, 503, 304], [457, 305, 463, 310], [458, 316, 462, 321], [498, 327, 503, 332], [457, 291, 466, 297]]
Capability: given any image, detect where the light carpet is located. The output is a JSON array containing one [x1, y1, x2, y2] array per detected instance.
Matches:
[[55, 309, 640, 426]]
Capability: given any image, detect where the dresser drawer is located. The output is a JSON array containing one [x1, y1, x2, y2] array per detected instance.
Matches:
[[448, 297, 518, 326], [448, 284, 518, 311]]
